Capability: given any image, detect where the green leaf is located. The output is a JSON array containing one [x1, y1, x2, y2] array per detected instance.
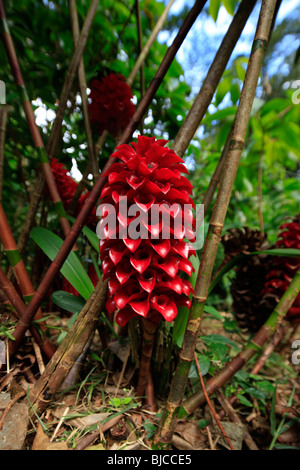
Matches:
[[209, 0, 221, 22], [222, 0, 235, 15], [270, 386, 277, 437], [201, 334, 240, 350], [172, 253, 200, 347], [204, 305, 223, 320], [198, 419, 210, 429], [253, 248, 300, 257], [51, 290, 85, 315], [189, 354, 210, 378], [236, 393, 253, 408], [30, 227, 94, 300], [82, 225, 100, 253], [68, 215, 100, 253]]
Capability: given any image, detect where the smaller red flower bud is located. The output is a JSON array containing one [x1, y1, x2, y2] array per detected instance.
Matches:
[[261, 216, 300, 323], [88, 71, 135, 137]]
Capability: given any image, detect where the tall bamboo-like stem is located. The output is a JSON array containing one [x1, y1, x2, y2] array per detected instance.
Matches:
[[0, 105, 13, 203], [7, 0, 207, 353], [155, 0, 278, 444], [0, 204, 43, 319], [17, 174, 45, 254], [0, 266, 55, 360], [0, 1, 72, 240], [182, 269, 300, 414], [70, 0, 175, 209], [27, 279, 108, 416], [45, 0, 99, 161], [193, 0, 281, 224], [127, 0, 176, 87], [135, 0, 145, 133], [171, 0, 257, 158], [0, 0, 98, 249], [258, 144, 264, 233], [135, 0, 145, 100], [68, 0, 99, 180]]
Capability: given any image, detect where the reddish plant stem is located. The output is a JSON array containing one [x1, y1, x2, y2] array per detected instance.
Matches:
[[194, 353, 235, 450], [0, 0, 72, 239], [0, 266, 55, 360], [0, 204, 43, 320]]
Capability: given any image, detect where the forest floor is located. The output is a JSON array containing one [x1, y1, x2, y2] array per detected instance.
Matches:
[[0, 311, 299, 451]]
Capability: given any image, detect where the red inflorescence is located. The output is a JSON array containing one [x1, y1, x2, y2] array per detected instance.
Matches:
[[88, 72, 135, 137], [50, 158, 97, 228], [261, 218, 300, 323], [98, 135, 196, 327], [51, 158, 77, 209]]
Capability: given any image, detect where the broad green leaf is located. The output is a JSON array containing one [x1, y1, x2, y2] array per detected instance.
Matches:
[[209, 0, 221, 22], [236, 393, 253, 408], [30, 227, 94, 300], [189, 354, 210, 378], [203, 106, 237, 124], [51, 290, 85, 315], [82, 225, 100, 253], [215, 76, 231, 106], [68, 215, 100, 253], [252, 248, 300, 257], [222, 0, 235, 15], [204, 305, 223, 320], [172, 253, 200, 347]]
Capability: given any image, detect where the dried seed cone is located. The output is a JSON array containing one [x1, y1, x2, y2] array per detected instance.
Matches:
[[98, 136, 196, 326], [260, 215, 300, 324], [222, 227, 270, 333], [88, 71, 135, 137]]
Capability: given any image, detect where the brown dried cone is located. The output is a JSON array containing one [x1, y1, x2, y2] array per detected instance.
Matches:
[[221, 227, 270, 332]]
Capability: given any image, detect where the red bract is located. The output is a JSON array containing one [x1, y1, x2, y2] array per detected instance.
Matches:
[[261, 217, 300, 323], [99, 135, 196, 326], [51, 158, 77, 208], [50, 158, 97, 228], [88, 72, 135, 137]]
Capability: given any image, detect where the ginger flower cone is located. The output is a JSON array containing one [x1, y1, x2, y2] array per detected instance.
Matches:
[[88, 71, 135, 138], [98, 135, 196, 401], [260, 215, 300, 324]]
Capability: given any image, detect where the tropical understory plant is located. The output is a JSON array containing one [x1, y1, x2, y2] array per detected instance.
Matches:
[[0, 0, 299, 451]]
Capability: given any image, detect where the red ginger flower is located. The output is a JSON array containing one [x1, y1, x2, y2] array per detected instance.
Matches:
[[261, 216, 300, 323], [88, 71, 135, 137], [50, 158, 98, 227], [98, 135, 196, 327], [51, 158, 77, 208]]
